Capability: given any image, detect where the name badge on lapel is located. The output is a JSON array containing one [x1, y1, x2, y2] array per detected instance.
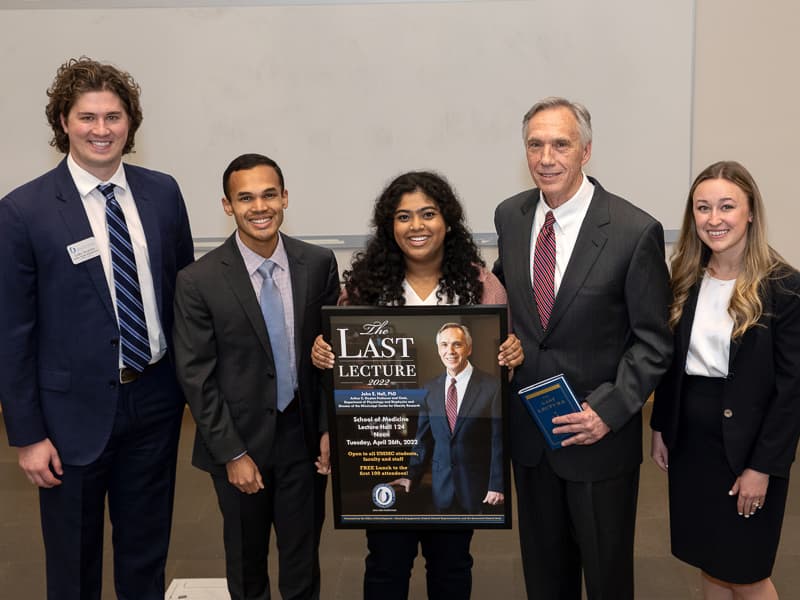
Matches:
[[66, 237, 100, 265]]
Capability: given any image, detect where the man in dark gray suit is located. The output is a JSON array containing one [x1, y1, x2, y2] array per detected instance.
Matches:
[[493, 97, 672, 599], [173, 153, 339, 600]]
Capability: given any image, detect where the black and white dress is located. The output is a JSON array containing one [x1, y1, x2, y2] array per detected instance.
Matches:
[[667, 274, 789, 584]]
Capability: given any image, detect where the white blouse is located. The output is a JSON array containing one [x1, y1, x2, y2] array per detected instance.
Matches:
[[685, 273, 736, 378], [402, 279, 460, 306]]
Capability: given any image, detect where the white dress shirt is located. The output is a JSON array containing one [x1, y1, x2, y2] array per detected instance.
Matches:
[[67, 154, 165, 366], [529, 174, 595, 294], [446, 362, 474, 415]]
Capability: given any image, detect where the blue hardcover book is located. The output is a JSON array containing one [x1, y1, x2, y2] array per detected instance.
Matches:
[[518, 373, 583, 450]]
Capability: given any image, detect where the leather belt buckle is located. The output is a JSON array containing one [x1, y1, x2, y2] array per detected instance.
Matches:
[[119, 367, 140, 384]]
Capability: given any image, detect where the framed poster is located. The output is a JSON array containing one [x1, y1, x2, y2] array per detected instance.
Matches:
[[322, 305, 510, 529]]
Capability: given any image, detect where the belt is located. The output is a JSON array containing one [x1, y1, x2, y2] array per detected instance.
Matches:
[[119, 358, 161, 384]]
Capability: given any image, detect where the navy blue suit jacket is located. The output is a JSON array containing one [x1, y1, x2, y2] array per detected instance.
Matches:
[[408, 368, 503, 513], [0, 158, 194, 465]]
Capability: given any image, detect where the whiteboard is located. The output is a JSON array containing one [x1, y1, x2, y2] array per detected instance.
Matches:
[[0, 1, 693, 246]]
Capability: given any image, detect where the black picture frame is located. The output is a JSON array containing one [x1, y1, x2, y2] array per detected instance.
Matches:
[[322, 305, 511, 529]]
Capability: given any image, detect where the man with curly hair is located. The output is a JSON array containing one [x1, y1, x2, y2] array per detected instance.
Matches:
[[0, 57, 194, 599]]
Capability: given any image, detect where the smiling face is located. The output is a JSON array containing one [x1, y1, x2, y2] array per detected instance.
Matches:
[[437, 326, 472, 377], [222, 165, 288, 258], [692, 178, 752, 264], [60, 90, 129, 181], [525, 106, 592, 208], [393, 190, 447, 268]]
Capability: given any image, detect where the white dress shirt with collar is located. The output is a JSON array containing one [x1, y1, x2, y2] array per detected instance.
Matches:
[[235, 231, 298, 391], [446, 362, 474, 415], [67, 154, 165, 366], [529, 174, 595, 294]]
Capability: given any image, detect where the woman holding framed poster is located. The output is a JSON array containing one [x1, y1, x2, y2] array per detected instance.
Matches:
[[312, 171, 523, 600]]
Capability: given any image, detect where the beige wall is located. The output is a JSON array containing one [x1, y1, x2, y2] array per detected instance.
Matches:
[[693, 0, 800, 266], [482, 1, 800, 270], [339, 1, 800, 276]]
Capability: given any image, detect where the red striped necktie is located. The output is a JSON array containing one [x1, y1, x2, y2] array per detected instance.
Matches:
[[533, 210, 556, 329], [446, 377, 458, 432]]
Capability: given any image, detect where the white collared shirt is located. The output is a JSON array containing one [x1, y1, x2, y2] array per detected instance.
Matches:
[[529, 174, 595, 294], [236, 232, 298, 391], [445, 362, 474, 415], [67, 154, 165, 366]]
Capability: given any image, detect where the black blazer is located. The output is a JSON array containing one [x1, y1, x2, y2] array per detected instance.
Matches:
[[652, 269, 800, 479], [173, 233, 340, 475], [494, 178, 673, 481]]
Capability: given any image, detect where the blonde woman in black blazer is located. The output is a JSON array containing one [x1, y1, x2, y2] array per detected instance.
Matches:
[[651, 161, 800, 600]]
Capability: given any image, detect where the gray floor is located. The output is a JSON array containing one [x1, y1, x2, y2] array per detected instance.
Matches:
[[1, 402, 798, 599]]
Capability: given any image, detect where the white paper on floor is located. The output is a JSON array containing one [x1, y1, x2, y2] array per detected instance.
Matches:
[[165, 579, 230, 600]]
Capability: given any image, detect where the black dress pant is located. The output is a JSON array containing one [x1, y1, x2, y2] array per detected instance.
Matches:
[[213, 404, 316, 600], [514, 459, 640, 600], [364, 528, 474, 600]]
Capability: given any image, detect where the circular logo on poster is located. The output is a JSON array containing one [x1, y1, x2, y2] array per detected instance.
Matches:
[[372, 483, 396, 509]]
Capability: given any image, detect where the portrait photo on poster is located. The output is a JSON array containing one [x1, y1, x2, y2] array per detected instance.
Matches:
[[322, 305, 510, 529]]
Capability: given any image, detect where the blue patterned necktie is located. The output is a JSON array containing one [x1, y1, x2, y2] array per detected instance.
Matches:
[[257, 260, 294, 412], [98, 183, 151, 372]]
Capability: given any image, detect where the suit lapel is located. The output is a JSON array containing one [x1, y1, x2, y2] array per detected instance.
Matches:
[[54, 160, 116, 322], [126, 165, 164, 315], [220, 235, 275, 359], [452, 370, 482, 436], [284, 235, 307, 371], [678, 284, 700, 365], [428, 374, 451, 438], [508, 191, 544, 337], [727, 277, 771, 369], [545, 182, 609, 334]]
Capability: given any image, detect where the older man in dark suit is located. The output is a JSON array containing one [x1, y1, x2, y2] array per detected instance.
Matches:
[[173, 153, 339, 600], [493, 97, 673, 599], [393, 322, 503, 514], [0, 57, 194, 600]]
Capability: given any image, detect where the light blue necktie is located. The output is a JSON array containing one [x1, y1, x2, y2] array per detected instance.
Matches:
[[257, 260, 294, 411], [98, 183, 151, 372]]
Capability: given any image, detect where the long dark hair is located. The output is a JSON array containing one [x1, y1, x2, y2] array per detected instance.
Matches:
[[343, 171, 484, 306]]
